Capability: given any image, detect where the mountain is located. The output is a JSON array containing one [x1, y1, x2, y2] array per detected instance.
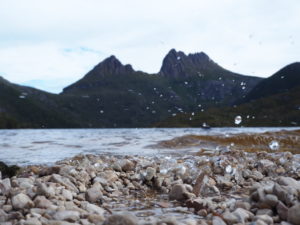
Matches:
[[60, 49, 262, 127], [0, 49, 275, 128], [0, 77, 79, 128], [159, 62, 300, 127], [242, 62, 300, 102]]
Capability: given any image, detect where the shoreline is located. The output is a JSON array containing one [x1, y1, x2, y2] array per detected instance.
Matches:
[[1, 149, 300, 225]]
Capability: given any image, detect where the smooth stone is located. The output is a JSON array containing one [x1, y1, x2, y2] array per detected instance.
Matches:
[[102, 213, 138, 225], [81, 202, 105, 216], [12, 193, 34, 210], [53, 210, 80, 222], [287, 203, 300, 225], [276, 201, 288, 221], [23, 217, 42, 225], [34, 196, 53, 209], [235, 201, 251, 211], [256, 209, 273, 216], [264, 194, 278, 207], [51, 174, 79, 193], [169, 184, 193, 201], [0, 178, 11, 195], [87, 214, 105, 224], [0, 209, 8, 222], [85, 183, 102, 203], [120, 159, 135, 172], [62, 189, 73, 201], [212, 216, 226, 225], [36, 181, 55, 198], [145, 167, 156, 181], [277, 177, 300, 190], [254, 215, 273, 225]]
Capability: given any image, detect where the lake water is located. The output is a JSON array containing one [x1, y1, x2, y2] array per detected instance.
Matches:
[[0, 127, 298, 166]]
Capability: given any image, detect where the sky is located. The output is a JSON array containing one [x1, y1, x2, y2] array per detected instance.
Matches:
[[0, 0, 299, 93]]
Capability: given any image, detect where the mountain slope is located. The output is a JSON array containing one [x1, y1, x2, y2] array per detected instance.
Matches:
[[242, 62, 300, 102], [159, 63, 300, 127], [0, 77, 79, 128]]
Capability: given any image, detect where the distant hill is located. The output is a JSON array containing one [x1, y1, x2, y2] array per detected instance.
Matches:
[[0, 77, 79, 128], [242, 62, 300, 103]]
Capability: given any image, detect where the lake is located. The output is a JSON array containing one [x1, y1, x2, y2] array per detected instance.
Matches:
[[0, 127, 298, 166]]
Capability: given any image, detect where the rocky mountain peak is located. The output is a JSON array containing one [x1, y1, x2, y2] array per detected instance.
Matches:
[[159, 49, 214, 78], [92, 55, 134, 75]]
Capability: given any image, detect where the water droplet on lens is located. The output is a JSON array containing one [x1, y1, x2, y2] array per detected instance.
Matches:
[[269, 140, 279, 151], [234, 116, 242, 125]]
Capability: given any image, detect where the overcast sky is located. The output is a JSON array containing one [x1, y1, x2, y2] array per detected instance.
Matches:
[[0, 0, 299, 93]]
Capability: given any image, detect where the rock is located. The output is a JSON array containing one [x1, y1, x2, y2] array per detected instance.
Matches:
[[235, 201, 251, 211], [230, 208, 253, 224], [287, 203, 300, 225], [169, 184, 194, 201], [102, 213, 138, 225], [264, 194, 278, 208], [277, 177, 300, 190], [255, 215, 273, 225], [51, 174, 79, 193], [87, 214, 105, 224], [36, 181, 55, 198], [93, 177, 108, 186], [85, 183, 102, 203], [34, 196, 53, 209], [48, 220, 80, 225], [120, 159, 135, 172], [11, 193, 34, 210], [144, 167, 156, 181], [0, 161, 20, 178], [62, 189, 73, 201], [24, 217, 42, 225], [53, 210, 80, 222], [81, 202, 105, 215], [0, 178, 11, 195], [212, 216, 226, 225], [0, 209, 8, 222], [215, 175, 233, 189], [276, 201, 288, 221], [98, 171, 118, 183], [256, 209, 273, 216]]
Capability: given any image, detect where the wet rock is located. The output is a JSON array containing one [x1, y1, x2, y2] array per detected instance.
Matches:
[[287, 203, 300, 225], [53, 210, 80, 222], [85, 183, 102, 203], [11, 193, 34, 210], [102, 213, 138, 225], [169, 184, 194, 201]]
